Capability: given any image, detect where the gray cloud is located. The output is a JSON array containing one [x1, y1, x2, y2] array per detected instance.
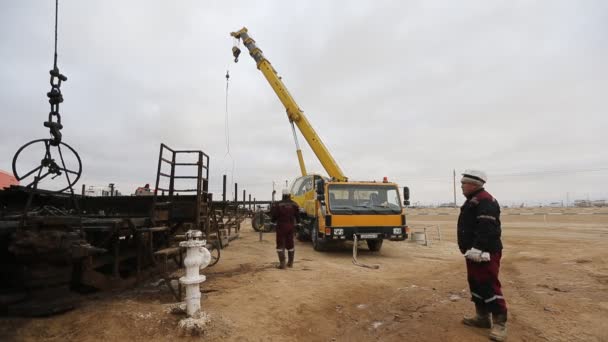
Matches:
[[1, 0, 606, 205]]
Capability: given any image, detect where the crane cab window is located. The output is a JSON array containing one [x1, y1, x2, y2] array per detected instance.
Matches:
[[300, 177, 313, 194], [290, 175, 314, 196]]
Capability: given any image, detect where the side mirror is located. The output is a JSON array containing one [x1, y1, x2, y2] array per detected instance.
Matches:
[[403, 186, 410, 206], [315, 179, 325, 194], [316, 179, 325, 201]]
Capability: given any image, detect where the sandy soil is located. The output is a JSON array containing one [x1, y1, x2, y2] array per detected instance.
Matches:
[[1, 208, 607, 341]]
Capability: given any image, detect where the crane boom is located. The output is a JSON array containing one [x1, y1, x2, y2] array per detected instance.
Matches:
[[230, 27, 411, 254], [231, 27, 347, 182]]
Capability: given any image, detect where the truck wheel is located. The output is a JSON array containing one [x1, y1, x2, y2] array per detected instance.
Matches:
[[252, 211, 272, 232], [296, 229, 310, 242], [251, 211, 264, 231], [311, 219, 326, 251], [207, 241, 221, 267], [367, 239, 383, 252]]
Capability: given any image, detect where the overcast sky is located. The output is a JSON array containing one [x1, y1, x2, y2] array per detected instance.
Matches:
[[1, 0, 606, 205]]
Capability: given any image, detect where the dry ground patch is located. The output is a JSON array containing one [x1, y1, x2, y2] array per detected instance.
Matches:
[[1, 208, 607, 341]]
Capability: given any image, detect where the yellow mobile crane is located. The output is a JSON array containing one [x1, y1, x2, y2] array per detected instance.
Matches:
[[231, 27, 410, 251]]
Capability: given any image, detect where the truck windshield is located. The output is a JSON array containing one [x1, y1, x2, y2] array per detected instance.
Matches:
[[328, 184, 402, 214]]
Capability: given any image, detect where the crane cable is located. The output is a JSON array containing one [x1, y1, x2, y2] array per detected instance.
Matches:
[[224, 69, 231, 157], [52, 0, 59, 69], [224, 67, 235, 191]]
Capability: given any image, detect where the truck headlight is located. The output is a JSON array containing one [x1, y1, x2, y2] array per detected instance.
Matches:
[[392, 228, 402, 234], [334, 228, 344, 236]]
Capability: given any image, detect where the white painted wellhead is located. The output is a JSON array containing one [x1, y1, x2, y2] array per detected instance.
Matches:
[[179, 230, 211, 317]]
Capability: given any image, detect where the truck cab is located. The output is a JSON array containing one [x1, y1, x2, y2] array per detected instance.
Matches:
[[289, 175, 409, 252]]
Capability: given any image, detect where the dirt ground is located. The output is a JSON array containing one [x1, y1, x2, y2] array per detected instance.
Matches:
[[1, 208, 607, 341]]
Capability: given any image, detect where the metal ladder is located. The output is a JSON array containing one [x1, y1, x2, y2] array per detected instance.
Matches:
[[151, 143, 210, 233]]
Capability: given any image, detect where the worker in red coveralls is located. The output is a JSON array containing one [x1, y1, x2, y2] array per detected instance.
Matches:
[[270, 189, 300, 269], [458, 169, 507, 342]]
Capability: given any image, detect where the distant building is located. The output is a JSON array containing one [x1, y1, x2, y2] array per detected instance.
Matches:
[[574, 200, 592, 208], [592, 200, 607, 207], [84, 184, 121, 197]]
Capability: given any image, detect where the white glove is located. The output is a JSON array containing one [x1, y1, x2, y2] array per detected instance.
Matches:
[[464, 248, 484, 262], [480, 252, 491, 262]]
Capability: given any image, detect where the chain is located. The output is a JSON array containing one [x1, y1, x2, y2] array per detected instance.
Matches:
[[45, 68, 67, 146], [44, 0, 67, 146]]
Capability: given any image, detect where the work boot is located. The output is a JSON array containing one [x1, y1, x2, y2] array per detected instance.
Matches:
[[489, 313, 507, 341], [276, 251, 286, 269], [287, 251, 295, 268], [462, 304, 492, 329]]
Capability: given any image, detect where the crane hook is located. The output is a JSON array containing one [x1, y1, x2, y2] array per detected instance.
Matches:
[[232, 46, 241, 63]]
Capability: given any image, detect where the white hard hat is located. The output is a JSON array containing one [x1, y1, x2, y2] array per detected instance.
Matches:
[[282, 189, 290, 196], [461, 169, 487, 185]]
